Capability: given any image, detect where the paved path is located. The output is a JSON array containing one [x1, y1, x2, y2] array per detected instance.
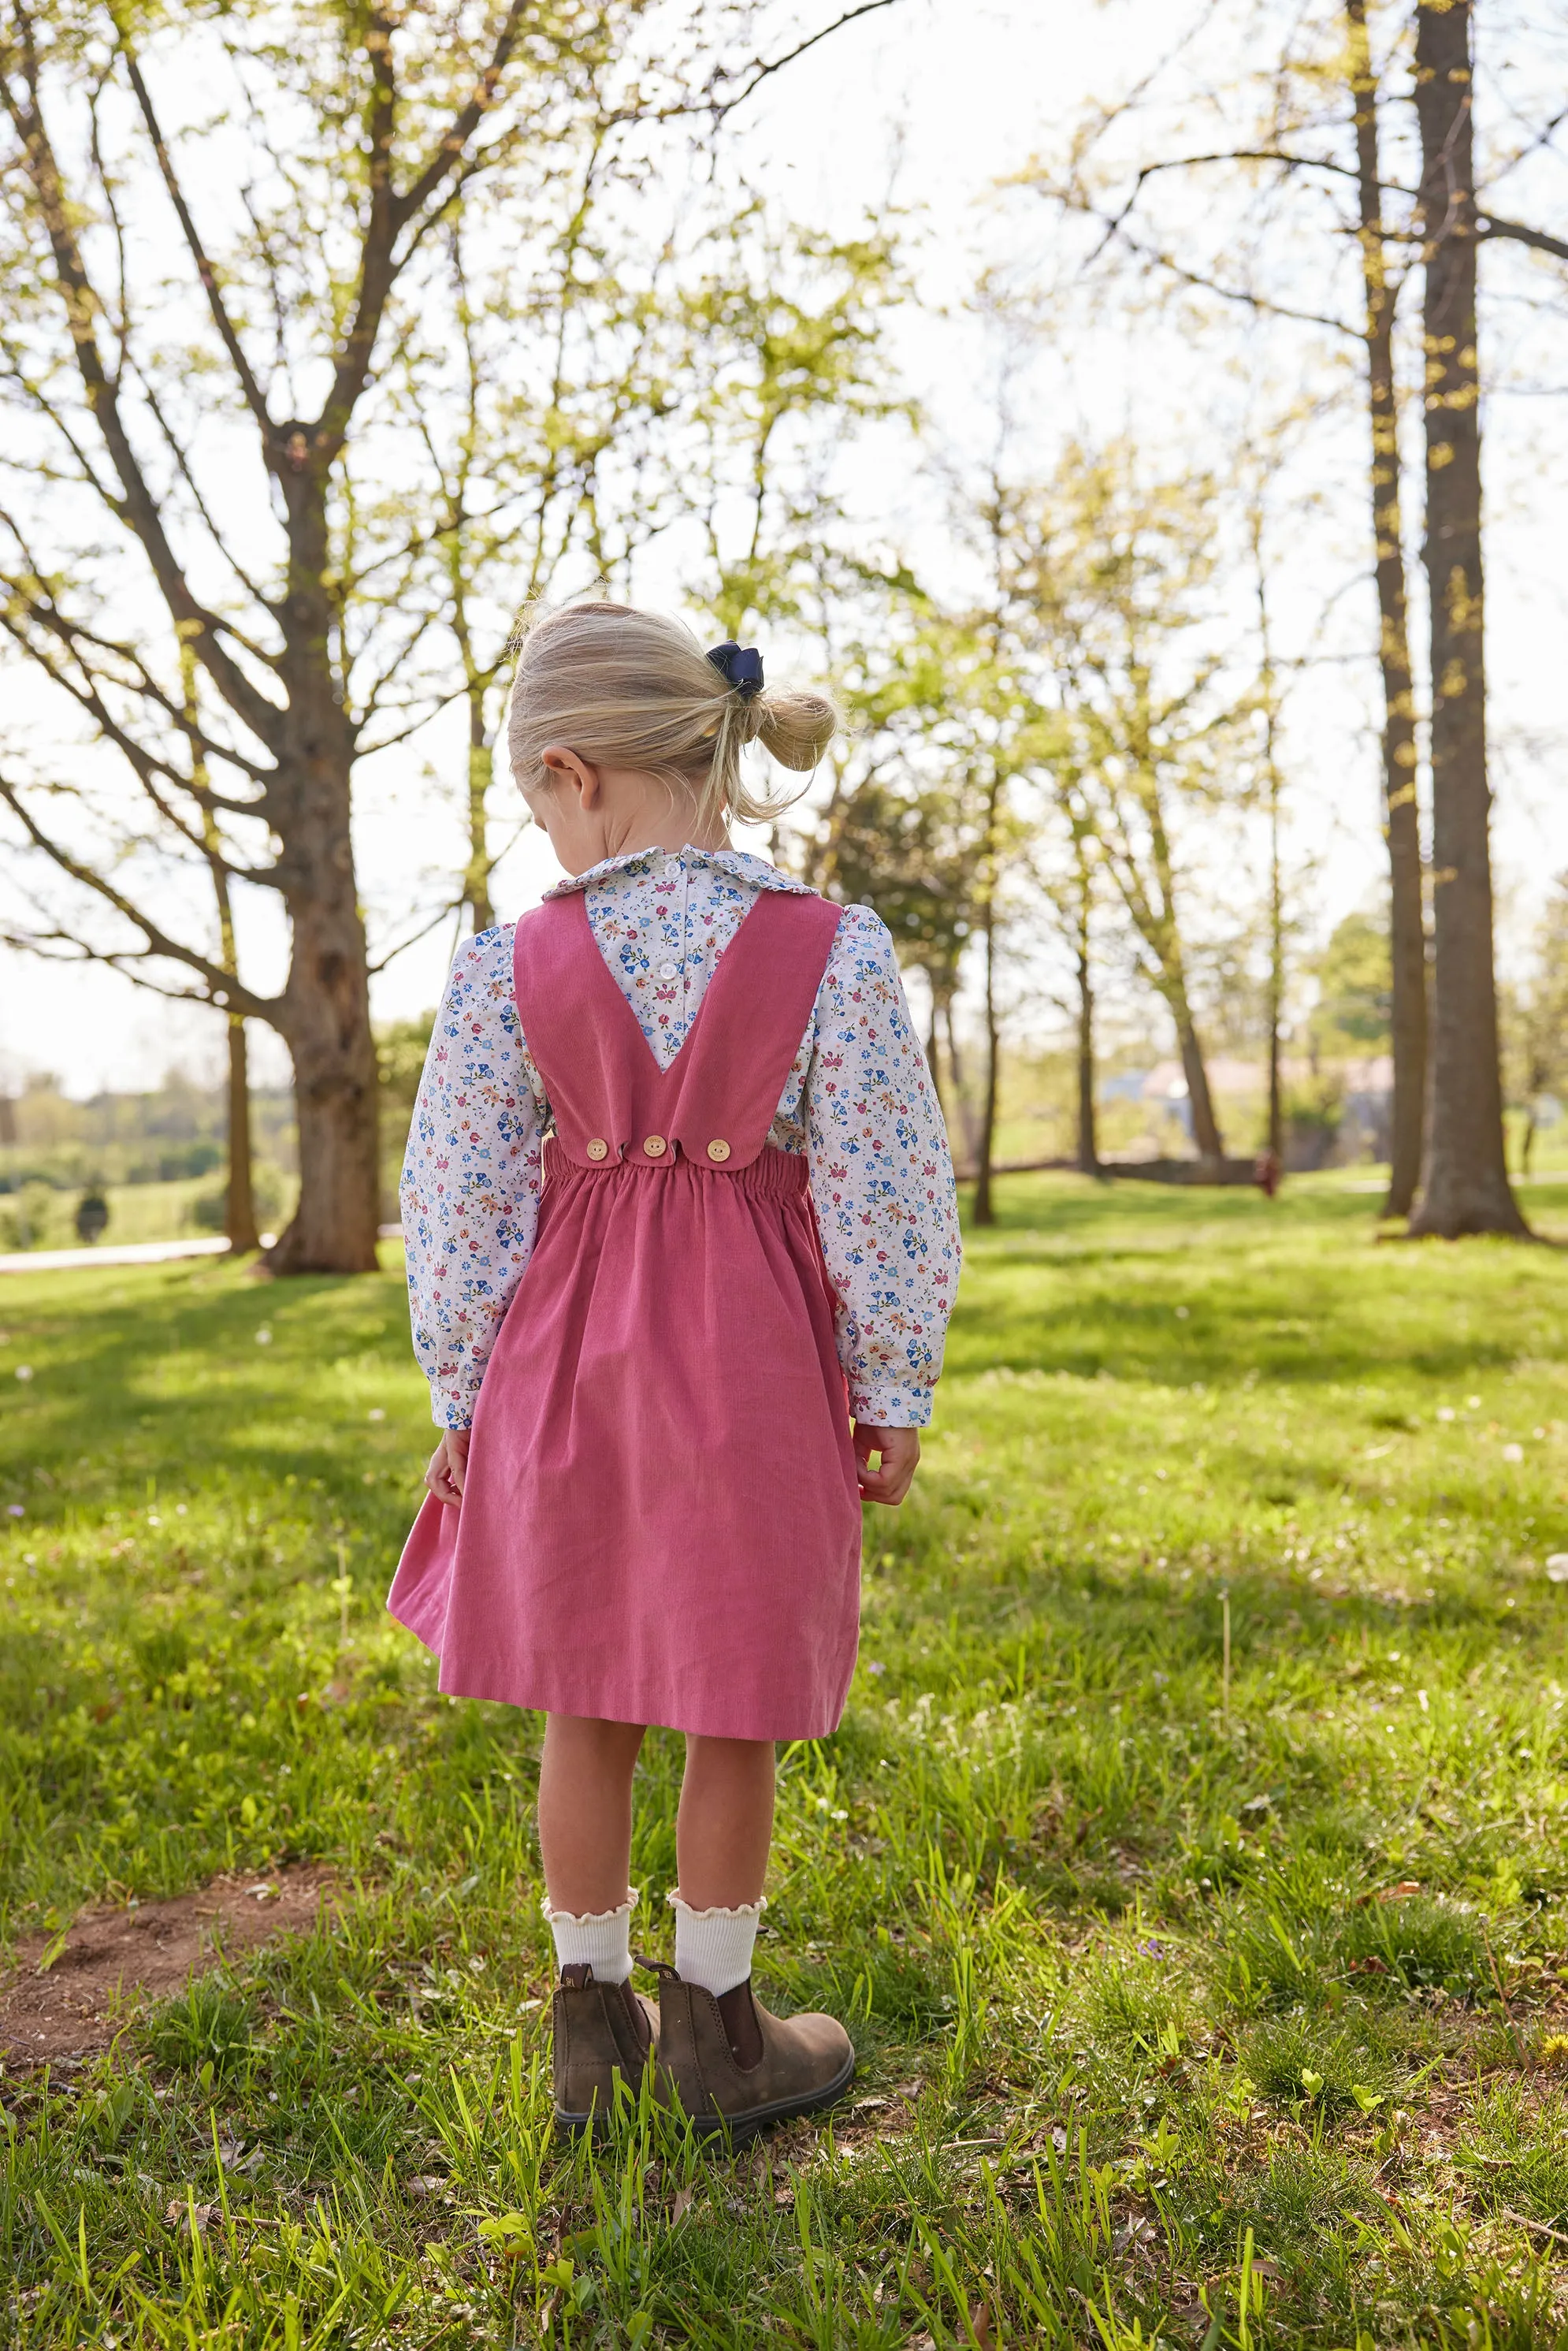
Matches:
[[0, 1226, 403, 1277], [0, 1237, 235, 1275]]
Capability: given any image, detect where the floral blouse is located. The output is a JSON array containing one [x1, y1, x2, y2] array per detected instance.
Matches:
[[400, 843, 960, 1431]]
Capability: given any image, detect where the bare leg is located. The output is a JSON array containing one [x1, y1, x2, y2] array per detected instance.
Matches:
[[537, 1714, 646, 1914], [675, 1735, 776, 1909]]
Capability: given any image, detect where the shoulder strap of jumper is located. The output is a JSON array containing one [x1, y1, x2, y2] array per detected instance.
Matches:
[[663, 890, 842, 1168], [512, 887, 842, 1170]]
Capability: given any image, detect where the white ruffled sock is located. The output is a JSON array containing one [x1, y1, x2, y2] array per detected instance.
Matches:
[[543, 1891, 637, 1985], [668, 1892, 767, 1997]]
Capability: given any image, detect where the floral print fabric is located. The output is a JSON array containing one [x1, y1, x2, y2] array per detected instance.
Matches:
[[400, 843, 960, 1430]]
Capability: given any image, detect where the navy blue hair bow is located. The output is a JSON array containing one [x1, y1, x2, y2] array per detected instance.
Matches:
[[707, 640, 764, 700]]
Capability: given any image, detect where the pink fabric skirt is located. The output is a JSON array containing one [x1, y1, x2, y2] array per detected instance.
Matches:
[[388, 1144, 863, 1739]]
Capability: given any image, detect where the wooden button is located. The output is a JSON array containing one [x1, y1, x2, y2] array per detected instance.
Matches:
[[585, 1137, 609, 1162], [642, 1134, 667, 1159], [707, 1138, 731, 1162]]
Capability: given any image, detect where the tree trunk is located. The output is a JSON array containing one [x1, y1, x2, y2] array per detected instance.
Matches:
[[1408, 0, 1528, 1237], [1265, 736, 1284, 1163], [1266, 920, 1283, 1162], [1103, 758, 1225, 1164], [1251, 508, 1287, 1166], [1072, 845, 1100, 1175], [943, 1003, 983, 1171], [225, 1015, 261, 1252], [924, 988, 948, 1128], [273, 906, 381, 1274], [972, 897, 1001, 1226], [1173, 1002, 1226, 1164], [463, 687, 496, 934], [1347, 0, 1427, 1218], [266, 478, 381, 1274]]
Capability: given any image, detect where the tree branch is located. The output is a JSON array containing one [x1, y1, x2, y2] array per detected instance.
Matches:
[[366, 895, 467, 974], [314, 1, 528, 459], [1, 923, 270, 1014], [0, 534, 275, 796], [1477, 210, 1568, 263], [2, 18, 284, 754], [700, 1, 904, 123], [0, 767, 279, 1019], [392, 0, 529, 227], [113, 24, 274, 433], [133, 370, 280, 633]]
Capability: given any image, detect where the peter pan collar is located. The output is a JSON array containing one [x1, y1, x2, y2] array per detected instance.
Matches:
[[541, 842, 815, 900]]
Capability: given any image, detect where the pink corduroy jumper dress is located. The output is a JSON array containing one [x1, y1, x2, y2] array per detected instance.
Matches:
[[386, 885, 864, 1740]]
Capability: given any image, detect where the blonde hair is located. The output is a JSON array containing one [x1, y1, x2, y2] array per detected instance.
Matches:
[[506, 600, 838, 834]]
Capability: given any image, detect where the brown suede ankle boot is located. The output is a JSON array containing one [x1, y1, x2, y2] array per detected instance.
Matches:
[[654, 1969, 853, 2141], [552, 1963, 659, 2137]]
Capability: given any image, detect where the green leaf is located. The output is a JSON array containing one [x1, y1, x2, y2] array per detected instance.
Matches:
[[477, 2212, 530, 2242], [1299, 2069, 1324, 2099]]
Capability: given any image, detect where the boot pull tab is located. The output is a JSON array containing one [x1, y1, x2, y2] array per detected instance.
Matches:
[[632, 1951, 680, 1982]]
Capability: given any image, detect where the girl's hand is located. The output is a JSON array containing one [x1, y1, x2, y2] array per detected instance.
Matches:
[[425, 1427, 471, 1508], [854, 1423, 920, 1506]]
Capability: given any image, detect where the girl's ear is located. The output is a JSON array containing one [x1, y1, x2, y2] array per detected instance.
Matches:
[[540, 745, 601, 806]]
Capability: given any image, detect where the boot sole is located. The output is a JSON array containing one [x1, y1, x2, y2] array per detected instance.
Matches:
[[554, 2050, 856, 2147], [681, 2046, 857, 2144]]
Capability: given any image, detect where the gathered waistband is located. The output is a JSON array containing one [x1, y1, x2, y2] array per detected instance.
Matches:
[[543, 1138, 809, 1202]]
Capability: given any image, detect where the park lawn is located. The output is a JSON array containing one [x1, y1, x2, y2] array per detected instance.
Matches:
[[2, 1174, 1568, 2345]]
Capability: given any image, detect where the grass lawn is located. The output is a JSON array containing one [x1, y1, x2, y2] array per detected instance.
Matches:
[[3, 1173, 1568, 2346]]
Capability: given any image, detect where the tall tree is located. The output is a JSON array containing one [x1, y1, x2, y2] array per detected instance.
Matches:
[[803, 608, 1023, 1195], [1406, 0, 1527, 1236], [1006, 448, 1243, 1167], [0, 2, 890, 1270], [1040, 798, 1102, 1178], [1018, 0, 1566, 1218], [0, 0, 608, 1270]]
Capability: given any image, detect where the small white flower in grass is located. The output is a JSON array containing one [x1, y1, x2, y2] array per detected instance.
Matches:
[[1437, 1407, 1455, 1423], [1467, 1396, 1481, 1410], [1546, 1556, 1568, 1584], [368, 1408, 385, 1422], [865, 1660, 886, 1676], [1503, 1443, 1524, 1464], [15, 1365, 33, 1382], [1418, 1690, 1429, 1712], [255, 1326, 273, 1346]]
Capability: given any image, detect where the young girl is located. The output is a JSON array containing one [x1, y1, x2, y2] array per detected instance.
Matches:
[[388, 601, 960, 2137]]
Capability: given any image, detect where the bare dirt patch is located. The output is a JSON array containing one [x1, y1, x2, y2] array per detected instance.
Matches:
[[0, 1865, 334, 2065]]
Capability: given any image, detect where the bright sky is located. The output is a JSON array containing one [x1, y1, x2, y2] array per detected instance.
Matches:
[[2, 0, 1563, 1098]]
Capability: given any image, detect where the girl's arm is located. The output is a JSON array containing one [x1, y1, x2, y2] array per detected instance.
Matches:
[[401, 925, 548, 1433], [803, 905, 962, 1434]]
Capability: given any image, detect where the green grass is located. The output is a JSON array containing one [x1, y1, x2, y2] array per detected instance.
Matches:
[[3, 1173, 1568, 2345], [0, 1177, 243, 1255]]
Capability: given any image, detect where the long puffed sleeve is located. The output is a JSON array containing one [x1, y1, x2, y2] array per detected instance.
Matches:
[[399, 924, 547, 1428], [804, 905, 961, 1427]]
